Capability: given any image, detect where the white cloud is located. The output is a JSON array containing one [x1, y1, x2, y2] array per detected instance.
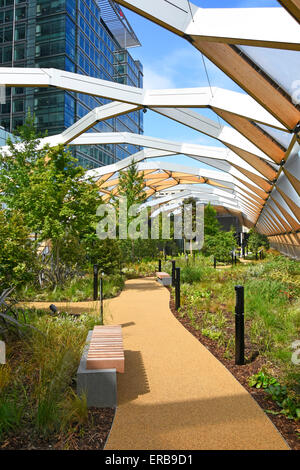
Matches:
[[143, 66, 175, 89], [142, 46, 243, 92]]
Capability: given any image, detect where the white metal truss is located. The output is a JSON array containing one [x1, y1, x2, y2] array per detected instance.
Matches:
[[0, 68, 289, 130], [114, 1, 300, 49], [85, 157, 262, 224], [0, 2, 300, 256], [114, 0, 300, 132], [72, 132, 272, 191]]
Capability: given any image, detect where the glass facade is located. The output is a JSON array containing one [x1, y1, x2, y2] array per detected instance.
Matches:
[[0, 0, 143, 168], [0, 125, 13, 146]]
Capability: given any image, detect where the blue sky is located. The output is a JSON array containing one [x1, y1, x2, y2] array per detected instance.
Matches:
[[120, 0, 281, 168]]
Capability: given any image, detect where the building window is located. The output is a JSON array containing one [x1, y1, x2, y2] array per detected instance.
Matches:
[[3, 45, 12, 62], [12, 117, 23, 129], [14, 43, 25, 61], [36, 0, 65, 17], [15, 7, 26, 21], [13, 99, 24, 113], [36, 56, 65, 69], [36, 40, 65, 57], [66, 0, 76, 20], [15, 24, 25, 41], [65, 56, 75, 72], [4, 27, 13, 43], [36, 16, 65, 41]]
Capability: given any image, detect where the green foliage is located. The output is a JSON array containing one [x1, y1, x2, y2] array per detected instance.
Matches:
[[119, 239, 160, 263], [122, 260, 157, 278], [0, 309, 99, 440], [0, 113, 47, 213], [21, 143, 100, 243], [201, 328, 222, 340], [266, 384, 300, 420], [249, 370, 299, 420], [171, 253, 300, 423], [0, 114, 103, 288], [181, 265, 210, 283], [19, 273, 125, 302], [0, 287, 43, 339], [203, 231, 236, 262], [60, 389, 88, 431], [201, 203, 236, 261], [113, 160, 146, 209], [0, 395, 24, 438], [248, 370, 279, 389], [0, 210, 37, 288], [248, 228, 269, 254], [86, 238, 122, 274], [112, 161, 151, 262], [204, 203, 220, 236]]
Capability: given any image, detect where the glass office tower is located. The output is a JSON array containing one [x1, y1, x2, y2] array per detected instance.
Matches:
[[0, 0, 143, 168]]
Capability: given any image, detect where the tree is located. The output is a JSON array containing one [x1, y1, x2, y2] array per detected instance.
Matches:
[[201, 203, 236, 261], [114, 160, 146, 209], [112, 161, 148, 261], [0, 113, 49, 213], [204, 231, 236, 262], [0, 210, 37, 288], [248, 228, 270, 255], [84, 238, 121, 274], [0, 115, 102, 286], [204, 203, 220, 236]]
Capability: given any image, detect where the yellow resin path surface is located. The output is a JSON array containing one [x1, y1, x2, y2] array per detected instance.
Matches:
[[104, 278, 289, 450]]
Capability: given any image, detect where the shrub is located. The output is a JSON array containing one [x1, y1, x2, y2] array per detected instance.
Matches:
[[203, 231, 236, 262], [0, 210, 37, 289]]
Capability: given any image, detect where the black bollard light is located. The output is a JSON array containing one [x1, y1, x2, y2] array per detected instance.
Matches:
[[235, 285, 245, 365], [100, 273, 104, 325], [214, 257, 217, 269], [234, 254, 237, 265], [175, 267, 181, 310], [93, 264, 99, 301], [49, 304, 59, 315], [158, 259, 162, 272], [171, 260, 176, 287]]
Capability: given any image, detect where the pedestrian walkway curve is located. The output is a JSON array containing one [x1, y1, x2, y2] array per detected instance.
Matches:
[[104, 277, 289, 450]]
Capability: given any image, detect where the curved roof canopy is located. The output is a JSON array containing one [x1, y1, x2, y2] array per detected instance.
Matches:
[[0, 0, 299, 257]]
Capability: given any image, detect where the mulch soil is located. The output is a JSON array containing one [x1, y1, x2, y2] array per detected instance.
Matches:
[[0, 408, 115, 450], [168, 289, 300, 451]]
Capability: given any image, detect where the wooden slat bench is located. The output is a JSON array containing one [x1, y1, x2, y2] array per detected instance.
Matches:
[[156, 271, 172, 286], [87, 325, 125, 373], [77, 325, 124, 408]]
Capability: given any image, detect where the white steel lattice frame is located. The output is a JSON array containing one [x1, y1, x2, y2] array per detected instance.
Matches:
[[0, 1, 300, 257]]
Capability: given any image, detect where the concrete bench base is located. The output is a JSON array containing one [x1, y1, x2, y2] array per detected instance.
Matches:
[[77, 331, 117, 408], [156, 272, 172, 286]]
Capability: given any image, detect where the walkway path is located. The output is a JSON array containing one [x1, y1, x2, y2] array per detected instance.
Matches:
[[22, 279, 289, 450], [104, 277, 288, 450]]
